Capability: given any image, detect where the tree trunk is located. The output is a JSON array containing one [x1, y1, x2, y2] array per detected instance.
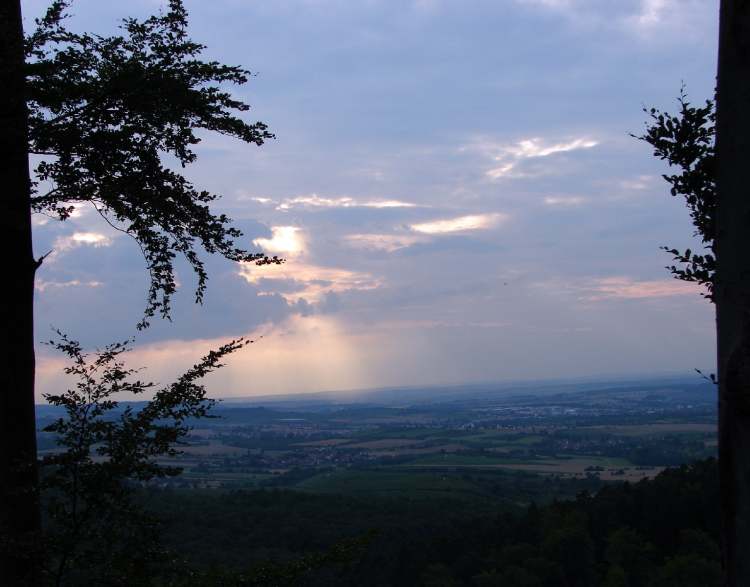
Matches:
[[715, 2, 750, 586], [0, 1, 41, 584]]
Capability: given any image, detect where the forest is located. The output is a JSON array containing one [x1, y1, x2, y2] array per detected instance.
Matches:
[[121, 459, 722, 585]]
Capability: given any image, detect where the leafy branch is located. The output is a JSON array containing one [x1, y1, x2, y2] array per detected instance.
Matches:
[[634, 88, 716, 300], [25, 1, 282, 328], [40, 331, 250, 584]]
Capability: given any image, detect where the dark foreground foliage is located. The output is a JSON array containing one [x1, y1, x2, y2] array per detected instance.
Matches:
[[635, 90, 716, 300], [139, 459, 719, 586], [26, 0, 281, 328], [37, 334, 248, 585]]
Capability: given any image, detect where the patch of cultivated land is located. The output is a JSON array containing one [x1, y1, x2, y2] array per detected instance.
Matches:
[[370, 443, 466, 456], [453, 433, 546, 450], [346, 438, 426, 449], [294, 438, 353, 447], [481, 457, 626, 474], [580, 423, 716, 436], [598, 467, 664, 481], [397, 453, 662, 480], [498, 461, 660, 481], [180, 442, 250, 456], [401, 454, 519, 467], [181, 472, 272, 483]]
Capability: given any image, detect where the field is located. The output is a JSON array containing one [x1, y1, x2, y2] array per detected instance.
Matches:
[[179, 442, 249, 456], [579, 423, 716, 436], [60, 378, 715, 501]]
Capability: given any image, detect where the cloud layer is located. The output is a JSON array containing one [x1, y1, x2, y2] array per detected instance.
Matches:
[[28, 0, 718, 399]]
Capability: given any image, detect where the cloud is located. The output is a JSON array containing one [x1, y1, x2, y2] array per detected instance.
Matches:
[[52, 232, 113, 257], [252, 194, 418, 211], [618, 175, 656, 191], [252, 226, 305, 256], [237, 259, 380, 304], [485, 162, 517, 179], [376, 318, 512, 330], [584, 276, 700, 301], [544, 196, 586, 206], [516, 0, 711, 39], [521, 0, 570, 7], [362, 200, 418, 209], [34, 203, 92, 227], [346, 215, 507, 252], [410, 213, 506, 235], [508, 137, 598, 159], [56, 231, 111, 249], [32, 214, 51, 227], [247, 225, 381, 303], [36, 279, 103, 293], [466, 136, 598, 180], [345, 233, 428, 252], [624, 0, 715, 40], [630, 0, 668, 29]]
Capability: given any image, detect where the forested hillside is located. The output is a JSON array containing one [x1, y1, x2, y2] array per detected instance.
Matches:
[[146, 459, 720, 586]]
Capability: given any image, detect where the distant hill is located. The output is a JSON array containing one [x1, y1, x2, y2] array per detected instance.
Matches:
[[216, 374, 711, 409]]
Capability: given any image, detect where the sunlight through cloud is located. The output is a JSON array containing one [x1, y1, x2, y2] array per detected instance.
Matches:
[[53, 231, 113, 254], [252, 226, 305, 256], [238, 260, 380, 304]]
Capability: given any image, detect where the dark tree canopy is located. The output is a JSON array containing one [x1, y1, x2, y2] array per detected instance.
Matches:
[[636, 91, 716, 300], [25, 0, 281, 327], [41, 333, 249, 584]]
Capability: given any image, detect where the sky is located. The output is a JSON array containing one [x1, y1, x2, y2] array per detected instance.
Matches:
[[25, 0, 719, 400]]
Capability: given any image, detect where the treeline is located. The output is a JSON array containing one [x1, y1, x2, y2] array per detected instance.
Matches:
[[147, 459, 719, 586]]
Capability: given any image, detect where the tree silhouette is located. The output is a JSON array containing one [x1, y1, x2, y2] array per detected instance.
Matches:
[[635, 90, 716, 300], [40, 333, 248, 585], [26, 1, 280, 325], [714, 2, 750, 585], [1, 2, 279, 582], [637, 2, 750, 582]]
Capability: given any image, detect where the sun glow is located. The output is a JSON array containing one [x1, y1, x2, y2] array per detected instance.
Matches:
[[35, 315, 376, 400], [252, 226, 304, 256]]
